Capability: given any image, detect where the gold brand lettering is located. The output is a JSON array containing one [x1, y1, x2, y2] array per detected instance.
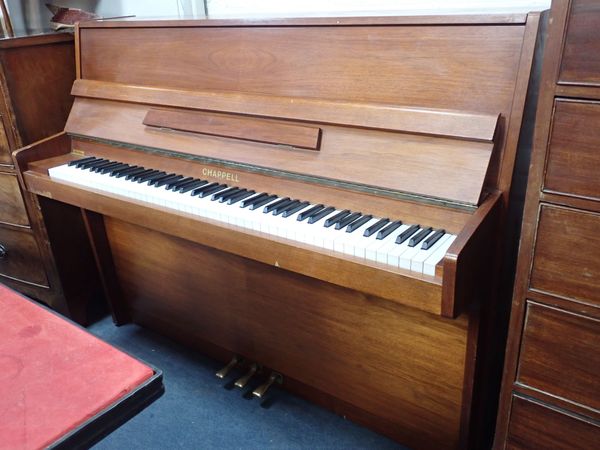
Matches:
[[201, 167, 239, 182]]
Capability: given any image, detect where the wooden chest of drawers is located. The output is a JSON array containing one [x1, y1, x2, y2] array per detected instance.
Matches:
[[495, 0, 600, 447], [0, 33, 103, 324]]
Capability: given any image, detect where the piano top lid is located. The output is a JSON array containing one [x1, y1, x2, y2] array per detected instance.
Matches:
[[67, 13, 533, 207]]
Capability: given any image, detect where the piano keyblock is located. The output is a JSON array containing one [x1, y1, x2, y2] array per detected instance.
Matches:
[[49, 158, 458, 277]]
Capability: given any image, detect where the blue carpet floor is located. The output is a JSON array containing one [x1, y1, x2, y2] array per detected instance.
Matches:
[[88, 317, 406, 449]]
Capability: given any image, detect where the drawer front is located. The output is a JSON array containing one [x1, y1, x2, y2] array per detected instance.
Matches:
[[0, 172, 29, 226], [0, 115, 12, 165], [559, 0, 600, 86], [530, 205, 600, 305], [544, 100, 600, 200], [517, 301, 600, 411], [507, 395, 599, 450], [0, 226, 48, 287]]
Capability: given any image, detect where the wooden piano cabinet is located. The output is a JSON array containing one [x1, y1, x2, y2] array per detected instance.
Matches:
[[495, 1, 600, 448], [15, 12, 542, 449], [0, 33, 104, 324]]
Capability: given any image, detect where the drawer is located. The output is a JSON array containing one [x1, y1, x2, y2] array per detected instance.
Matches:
[[507, 395, 599, 450], [544, 100, 600, 200], [559, 0, 600, 86], [0, 172, 29, 226], [530, 205, 600, 305], [0, 226, 48, 287], [517, 301, 600, 411], [0, 115, 12, 165]]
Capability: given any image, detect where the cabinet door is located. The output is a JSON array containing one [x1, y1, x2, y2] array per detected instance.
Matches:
[[0, 226, 48, 287], [0, 172, 29, 226]]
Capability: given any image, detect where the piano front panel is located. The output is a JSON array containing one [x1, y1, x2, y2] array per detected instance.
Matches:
[[105, 216, 469, 450], [79, 24, 524, 115]]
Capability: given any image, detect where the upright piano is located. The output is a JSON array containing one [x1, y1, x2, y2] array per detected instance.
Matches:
[[15, 13, 541, 449]]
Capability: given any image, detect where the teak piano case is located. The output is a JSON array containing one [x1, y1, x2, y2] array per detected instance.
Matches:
[[15, 13, 541, 449]]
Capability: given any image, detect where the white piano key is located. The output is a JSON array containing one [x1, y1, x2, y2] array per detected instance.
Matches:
[[410, 234, 452, 273], [423, 235, 457, 276]]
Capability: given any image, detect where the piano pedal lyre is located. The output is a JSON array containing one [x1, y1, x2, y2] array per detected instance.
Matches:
[[252, 372, 283, 399], [234, 362, 259, 388], [215, 355, 241, 379]]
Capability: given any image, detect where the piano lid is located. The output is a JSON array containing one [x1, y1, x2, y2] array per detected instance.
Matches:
[[66, 15, 529, 207]]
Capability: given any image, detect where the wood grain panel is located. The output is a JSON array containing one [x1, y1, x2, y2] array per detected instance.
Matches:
[[0, 226, 48, 286], [530, 205, 600, 305], [0, 40, 75, 146], [517, 302, 600, 411], [0, 172, 28, 226], [0, 117, 12, 165], [507, 395, 599, 450], [544, 100, 600, 200], [559, 0, 600, 86], [79, 25, 524, 115], [143, 108, 322, 150], [66, 98, 494, 206], [106, 217, 469, 450]]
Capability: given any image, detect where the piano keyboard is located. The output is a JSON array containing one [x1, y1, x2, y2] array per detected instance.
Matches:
[[50, 157, 457, 276]]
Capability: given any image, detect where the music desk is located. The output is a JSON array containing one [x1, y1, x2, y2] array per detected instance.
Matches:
[[0, 284, 163, 449]]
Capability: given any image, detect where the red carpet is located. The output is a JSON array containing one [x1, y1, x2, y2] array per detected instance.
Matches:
[[0, 284, 152, 450]]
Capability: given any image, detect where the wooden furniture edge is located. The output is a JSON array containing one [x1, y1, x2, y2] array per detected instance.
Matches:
[[22, 168, 445, 316], [441, 191, 502, 318], [79, 14, 529, 28], [71, 80, 499, 142]]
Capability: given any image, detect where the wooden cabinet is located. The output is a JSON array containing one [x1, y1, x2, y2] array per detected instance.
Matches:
[[0, 33, 103, 324], [495, 0, 600, 447]]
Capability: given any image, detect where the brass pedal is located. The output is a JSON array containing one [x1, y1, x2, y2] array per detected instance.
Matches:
[[252, 372, 283, 399], [215, 355, 240, 379], [234, 363, 258, 388]]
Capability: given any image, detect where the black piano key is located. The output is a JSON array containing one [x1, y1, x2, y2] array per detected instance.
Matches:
[[363, 218, 389, 237], [94, 161, 121, 174], [421, 229, 446, 250], [166, 176, 193, 190], [148, 172, 177, 185], [408, 227, 433, 247], [324, 210, 351, 228], [282, 201, 310, 218], [75, 157, 101, 168], [275, 199, 303, 217], [199, 183, 228, 198], [155, 174, 183, 188], [346, 215, 373, 233], [264, 197, 291, 214], [249, 195, 278, 210], [131, 169, 159, 181], [102, 163, 129, 174], [178, 179, 207, 193], [213, 187, 241, 201], [80, 158, 108, 169], [376, 220, 402, 240], [221, 188, 247, 203], [136, 170, 165, 183], [308, 206, 335, 224], [227, 189, 256, 205], [297, 204, 325, 222], [126, 168, 154, 180], [115, 166, 143, 178], [240, 192, 268, 208], [69, 156, 96, 167], [120, 167, 147, 179], [335, 212, 362, 230], [271, 199, 296, 216], [396, 224, 420, 244], [110, 164, 134, 176], [191, 182, 219, 196], [89, 160, 115, 172], [167, 176, 195, 190]]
